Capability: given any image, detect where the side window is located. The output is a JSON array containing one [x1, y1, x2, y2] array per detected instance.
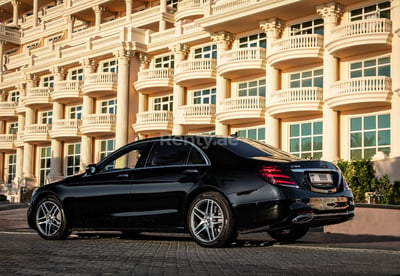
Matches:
[[100, 144, 146, 172], [146, 141, 206, 167]]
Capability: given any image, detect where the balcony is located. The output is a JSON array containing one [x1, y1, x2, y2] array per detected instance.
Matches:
[[82, 73, 118, 98], [218, 47, 266, 79], [0, 102, 17, 119], [0, 134, 17, 151], [50, 119, 82, 140], [217, 96, 265, 124], [326, 76, 392, 111], [176, 104, 216, 127], [22, 87, 52, 108], [133, 111, 173, 135], [175, 0, 207, 22], [22, 124, 50, 143], [175, 59, 217, 87], [81, 114, 116, 136], [268, 88, 323, 118], [326, 18, 392, 58], [52, 80, 83, 103], [268, 34, 324, 69], [0, 23, 21, 44], [134, 68, 174, 94]]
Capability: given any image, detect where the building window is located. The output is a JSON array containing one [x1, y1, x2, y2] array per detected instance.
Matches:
[[154, 95, 173, 111], [193, 88, 216, 104], [101, 60, 118, 73], [193, 44, 217, 59], [290, 18, 324, 36], [100, 99, 117, 114], [40, 111, 53, 124], [70, 68, 84, 80], [289, 121, 323, 159], [48, 34, 62, 43], [39, 147, 51, 186], [238, 79, 266, 97], [167, 0, 179, 9], [351, 2, 391, 21], [350, 56, 390, 78], [9, 91, 19, 102], [290, 69, 323, 88], [42, 75, 55, 88], [238, 127, 265, 142], [6, 154, 16, 184], [99, 139, 115, 167], [69, 105, 82, 119], [154, 54, 174, 68], [66, 143, 81, 176], [350, 114, 390, 160], [8, 122, 18, 134], [239, 32, 266, 48]]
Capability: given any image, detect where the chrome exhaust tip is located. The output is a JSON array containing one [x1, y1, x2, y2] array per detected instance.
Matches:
[[292, 212, 314, 224]]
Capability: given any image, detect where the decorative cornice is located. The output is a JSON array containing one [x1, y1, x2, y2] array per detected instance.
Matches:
[[316, 2, 344, 23], [259, 18, 284, 37]]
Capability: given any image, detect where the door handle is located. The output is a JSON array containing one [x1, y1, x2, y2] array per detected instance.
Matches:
[[183, 169, 199, 175], [117, 173, 129, 178]]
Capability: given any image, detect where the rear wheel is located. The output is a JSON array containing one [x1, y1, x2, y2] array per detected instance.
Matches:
[[34, 196, 71, 240], [268, 226, 309, 242], [188, 192, 236, 247]]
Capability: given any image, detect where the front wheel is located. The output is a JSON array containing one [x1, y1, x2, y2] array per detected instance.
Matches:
[[188, 192, 236, 247], [34, 196, 71, 240], [267, 226, 309, 242]]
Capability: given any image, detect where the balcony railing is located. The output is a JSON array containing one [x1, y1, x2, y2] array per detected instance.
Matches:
[[331, 18, 392, 39], [221, 47, 265, 63], [85, 73, 117, 85], [220, 96, 265, 111], [136, 111, 173, 124], [52, 119, 82, 130], [176, 104, 216, 125], [82, 72, 118, 97], [331, 76, 392, 96], [272, 34, 323, 52], [271, 87, 323, 104], [212, 0, 256, 15], [52, 80, 83, 102], [138, 68, 174, 80], [0, 102, 17, 118], [175, 58, 216, 74], [22, 87, 52, 107], [82, 114, 116, 126]]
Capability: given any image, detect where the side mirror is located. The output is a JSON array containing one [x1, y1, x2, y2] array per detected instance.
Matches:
[[85, 164, 97, 175]]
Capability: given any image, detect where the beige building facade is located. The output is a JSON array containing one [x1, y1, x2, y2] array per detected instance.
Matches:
[[0, 0, 399, 202]]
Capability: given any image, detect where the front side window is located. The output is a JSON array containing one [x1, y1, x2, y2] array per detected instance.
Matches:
[[40, 111, 53, 124], [290, 69, 323, 88], [154, 54, 174, 68], [350, 57, 390, 78], [193, 44, 217, 59], [351, 2, 391, 21], [100, 143, 147, 173], [39, 146, 51, 186], [100, 99, 117, 114], [102, 60, 118, 73], [6, 154, 16, 184], [42, 75, 55, 88], [66, 143, 81, 176], [238, 127, 265, 143], [290, 18, 324, 36], [146, 141, 206, 167], [193, 88, 216, 105], [289, 121, 323, 159], [70, 68, 84, 80], [154, 95, 173, 111], [350, 114, 390, 160], [238, 79, 266, 97], [239, 32, 266, 48]]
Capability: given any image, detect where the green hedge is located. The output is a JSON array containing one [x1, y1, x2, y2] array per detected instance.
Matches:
[[336, 159, 400, 205]]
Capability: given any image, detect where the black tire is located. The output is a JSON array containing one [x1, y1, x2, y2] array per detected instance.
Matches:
[[187, 192, 236, 247], [268, 226, 309, 242], [34, 196, 71, 240]]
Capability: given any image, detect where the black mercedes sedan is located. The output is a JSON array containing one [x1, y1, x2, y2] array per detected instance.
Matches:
[[27, 135, 354, 247]]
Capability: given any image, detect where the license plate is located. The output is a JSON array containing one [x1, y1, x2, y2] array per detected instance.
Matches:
[[309, 173, 333, 184]]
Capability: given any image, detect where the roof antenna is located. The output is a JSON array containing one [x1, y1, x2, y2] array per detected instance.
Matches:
[[231, 132, 239, 138]]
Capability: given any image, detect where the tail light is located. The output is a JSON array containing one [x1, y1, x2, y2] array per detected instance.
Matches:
[[259, 166, 299, 188]]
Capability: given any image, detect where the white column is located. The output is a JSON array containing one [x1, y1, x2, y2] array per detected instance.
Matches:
[[33, 0, 38, 27], [261, 18, 283, 147], [317, 3, 343, 162], [211, 31, 234, 136], [159, 0, 167, 31], [390, 0, 400, 157], [115, 49, 131, 148], [169, 43, 188, 135], [80, 58, 96, 171], [125, 0, 132, 23], [93, 5, 104, 32], [11, 0, 20, 26], [66, 15, 75, 40]]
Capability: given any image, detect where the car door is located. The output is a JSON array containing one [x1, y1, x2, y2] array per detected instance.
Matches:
[[128, 139, 210, 229], [69, 142, 149, 228]]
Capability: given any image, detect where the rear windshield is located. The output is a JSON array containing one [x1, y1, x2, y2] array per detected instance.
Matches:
[[224, 138, 299, 160]]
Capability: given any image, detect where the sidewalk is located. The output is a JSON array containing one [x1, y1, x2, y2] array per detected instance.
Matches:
[[0, 201, 28, 211]]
